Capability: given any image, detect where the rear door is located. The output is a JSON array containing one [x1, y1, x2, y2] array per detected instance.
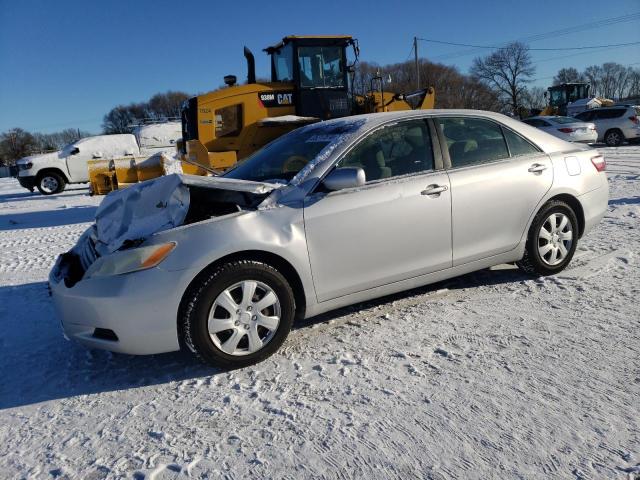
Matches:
[[436, 116, 552, 266], [304, 119, 452, 302]]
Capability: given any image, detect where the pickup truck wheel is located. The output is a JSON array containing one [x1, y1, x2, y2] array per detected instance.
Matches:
[[37, 172, 66, 195], [180, 260, 295, 368]]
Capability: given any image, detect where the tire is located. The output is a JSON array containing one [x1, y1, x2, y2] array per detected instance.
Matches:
[[604, 129, 624, 147], [36, 171, 66, 195], [180, 260, 296, 368], [517, 200, 579, 276]]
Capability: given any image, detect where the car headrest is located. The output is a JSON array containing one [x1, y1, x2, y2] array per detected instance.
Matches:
[[443, 124, 468, 142], [405, 127, 425, 148]]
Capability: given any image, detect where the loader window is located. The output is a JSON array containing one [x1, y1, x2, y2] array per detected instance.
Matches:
[[273, 44, 294, 82], [215, 104, 243, 138], [298, 46, 345, 89]]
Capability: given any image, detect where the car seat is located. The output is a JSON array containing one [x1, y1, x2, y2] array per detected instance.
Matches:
[[361, 144, 392, 180]]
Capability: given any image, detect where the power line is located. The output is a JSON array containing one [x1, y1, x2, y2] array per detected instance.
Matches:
[[417, 38, 640, 51], [428, 12, 640, 61]]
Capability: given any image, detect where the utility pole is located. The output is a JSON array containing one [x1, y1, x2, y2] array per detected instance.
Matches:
[[414, 36, 420, 90]]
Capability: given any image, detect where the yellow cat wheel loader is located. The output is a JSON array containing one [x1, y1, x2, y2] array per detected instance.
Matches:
[[181, 35, 435, 172], [89, 35, 435, 193]]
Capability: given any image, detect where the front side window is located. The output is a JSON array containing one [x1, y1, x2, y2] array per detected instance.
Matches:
[[438, 117, 509, 168], [215, 104, 242, 138], [337, 121, 434, 182], [297, 46, 345, 89]]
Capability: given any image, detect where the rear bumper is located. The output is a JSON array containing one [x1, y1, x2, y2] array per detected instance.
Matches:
[[17, 175, 36, 191], [49, 256, 198, 355]]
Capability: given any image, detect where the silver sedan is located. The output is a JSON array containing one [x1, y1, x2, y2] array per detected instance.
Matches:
[[522, 115, 598, 144], [50, 110, 609, 367]]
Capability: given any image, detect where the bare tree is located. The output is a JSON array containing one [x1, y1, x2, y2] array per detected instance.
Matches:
[[553, 67, 584, 85], [102, 102, 148, 134], [0, 128, 37, 165], [470, 42, 535, 114], [523, 86, 547, 111], [147, 91, 190, 119], [353, 58, 499, 111]]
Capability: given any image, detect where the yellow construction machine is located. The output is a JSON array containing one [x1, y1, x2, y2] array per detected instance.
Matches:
[[89, 35, 435, 194], [181, 35, 435, 172]]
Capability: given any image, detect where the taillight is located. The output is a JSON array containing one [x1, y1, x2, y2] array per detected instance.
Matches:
[[558, 127, 575, 133], [591, 155, 606, 172], [629, 115, 639, 125]]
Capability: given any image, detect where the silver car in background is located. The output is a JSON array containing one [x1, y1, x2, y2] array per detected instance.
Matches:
[[49, 110, 609, 367], [522, 116, 597, 144], [574, 105, 640, 146]]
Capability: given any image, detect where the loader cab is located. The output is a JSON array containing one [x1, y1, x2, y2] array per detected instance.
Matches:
[[548, 83, 590, 115], [265, 36, 354, 119]]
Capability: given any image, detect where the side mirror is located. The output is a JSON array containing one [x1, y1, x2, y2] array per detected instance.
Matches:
[[323, 167, 365, 191], [69, 147, 80, 155], [92, 151, 103, 159]]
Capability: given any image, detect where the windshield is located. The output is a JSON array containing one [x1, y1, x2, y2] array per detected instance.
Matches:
[[223, 120, 365, 183], [550, 116, 579, 124], [223, 124, 344, 183], [298, 46, 345, 89]]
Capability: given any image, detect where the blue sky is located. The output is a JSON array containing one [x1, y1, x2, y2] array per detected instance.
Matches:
[[0, 0, 638, 133]]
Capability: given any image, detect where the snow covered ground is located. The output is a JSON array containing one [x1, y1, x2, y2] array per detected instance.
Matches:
[[0, 147, 638, 479]]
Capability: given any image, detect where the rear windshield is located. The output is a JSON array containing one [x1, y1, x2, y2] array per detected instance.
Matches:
[[550, 116, 579, 124]]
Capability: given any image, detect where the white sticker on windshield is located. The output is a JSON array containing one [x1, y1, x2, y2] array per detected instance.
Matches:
[[305, 134, 338, 143]]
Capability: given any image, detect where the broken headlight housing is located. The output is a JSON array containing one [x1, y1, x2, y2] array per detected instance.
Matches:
[[84, 242, 176, 279]]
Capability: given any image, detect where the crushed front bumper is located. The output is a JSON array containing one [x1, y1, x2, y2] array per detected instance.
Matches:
[[49, 251, 197, 355]]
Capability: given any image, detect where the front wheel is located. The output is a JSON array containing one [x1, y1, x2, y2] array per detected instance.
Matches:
[[180, 260, 295, 368], [517, 200, 578, 276], [36, 172, 66, 195]]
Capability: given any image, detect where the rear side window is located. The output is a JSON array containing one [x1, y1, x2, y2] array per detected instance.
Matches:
[[575, 111, 593, 121], [438, 117, 509, 168], [502, 128, 541, 156], [595, 109, 625, 119]]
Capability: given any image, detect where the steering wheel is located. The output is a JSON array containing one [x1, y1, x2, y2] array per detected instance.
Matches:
[[282, 155, 308, 174]]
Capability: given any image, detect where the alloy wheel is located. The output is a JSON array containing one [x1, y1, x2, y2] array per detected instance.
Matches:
[[207, 280, 281, 356], [537, 212, 573, 266]]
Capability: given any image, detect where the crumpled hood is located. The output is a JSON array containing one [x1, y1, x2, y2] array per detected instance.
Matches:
[[93, 173, 281, 255], [16, 150, 61, 166]]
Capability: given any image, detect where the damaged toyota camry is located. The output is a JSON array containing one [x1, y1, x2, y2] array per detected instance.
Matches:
[[50, 110, 608, 367]]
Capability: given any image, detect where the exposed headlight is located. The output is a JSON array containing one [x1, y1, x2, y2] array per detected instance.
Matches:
[[18, 162, 33, 170], [84, 242, 176, 279]]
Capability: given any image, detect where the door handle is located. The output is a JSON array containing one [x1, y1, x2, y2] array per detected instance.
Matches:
[[421, 184, 448, 196], [528, 163, 547, 173]]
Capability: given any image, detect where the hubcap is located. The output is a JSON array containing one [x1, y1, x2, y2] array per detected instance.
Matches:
[[607, 132, 620, 145], [40, 176, 59, 193], [538, 212, 573, 266], [208, 280, 280, 356]]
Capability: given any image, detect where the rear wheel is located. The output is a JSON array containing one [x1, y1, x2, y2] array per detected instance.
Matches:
[[180, 260, 295, 368], [36, 171, 66, 195], [517, 200, 578, 276], [604, 129, 624, 147]]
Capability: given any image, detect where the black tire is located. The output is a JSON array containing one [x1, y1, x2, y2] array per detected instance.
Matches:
[[604, 129, 624, 147], [180, 260, 295, 368], [36, 171, 66, 195], [517, 200, 579, 276]]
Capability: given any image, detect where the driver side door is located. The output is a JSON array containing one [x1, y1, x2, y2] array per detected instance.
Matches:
[[303, 119, 452, 302]]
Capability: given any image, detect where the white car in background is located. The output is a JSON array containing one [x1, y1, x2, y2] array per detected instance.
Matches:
[[522, 116, 597, 144]]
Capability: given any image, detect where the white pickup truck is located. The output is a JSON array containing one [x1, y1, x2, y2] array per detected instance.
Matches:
[[15, 122, 182, 195]]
